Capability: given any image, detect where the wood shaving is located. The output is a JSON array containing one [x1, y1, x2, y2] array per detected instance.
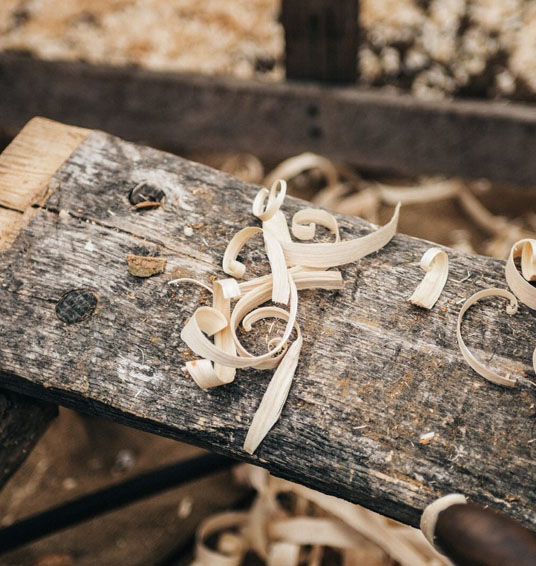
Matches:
[[178, 180, 399, 453], [505, 239, 536, 310], [409, 248, 449, 309], [191, 465, 450, 566], [126, 254, 166, 277], [277, 204, 400, 268], [264, 152, 339, 189], [504, 238, 536, 374], [420, 494, 467, 553], [456, 288, 519, 387]]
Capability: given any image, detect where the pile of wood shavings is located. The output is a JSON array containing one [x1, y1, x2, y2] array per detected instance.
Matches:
[[193, 153, 536, 388], [190, 465, 449, 566], [360, 0, 536, 101], [176, 179, 400, 454], [3, 1, 536, 100], [0, 0, 283, 80]]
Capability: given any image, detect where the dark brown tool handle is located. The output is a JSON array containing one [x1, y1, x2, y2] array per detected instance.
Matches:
[[435, 503, 536, 566]]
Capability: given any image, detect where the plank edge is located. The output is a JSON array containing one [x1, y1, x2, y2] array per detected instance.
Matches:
[[0, 117, 89, 250]]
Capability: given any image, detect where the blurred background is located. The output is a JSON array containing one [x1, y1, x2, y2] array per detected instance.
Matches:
[[0, 1, 535, 564]]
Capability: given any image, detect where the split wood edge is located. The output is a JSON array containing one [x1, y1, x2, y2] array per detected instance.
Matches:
[[0, 117, 89, 251]]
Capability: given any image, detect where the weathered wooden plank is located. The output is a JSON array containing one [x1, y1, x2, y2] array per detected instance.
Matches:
[[1, 52, 536, 185], [1, 119, 535, 531], [0, 119, 75, 488], [0, 391, 56, 489], [281, 0, 358, 83]]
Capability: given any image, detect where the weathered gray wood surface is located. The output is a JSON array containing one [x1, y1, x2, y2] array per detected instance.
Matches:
[[0, 392, 56, 488], [0, 124, 535, 530], [1, 51, 536, 185]]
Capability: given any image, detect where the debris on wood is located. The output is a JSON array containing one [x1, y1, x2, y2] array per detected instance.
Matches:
[[126, 254, 166, 278], [419, 431, 436, 445]]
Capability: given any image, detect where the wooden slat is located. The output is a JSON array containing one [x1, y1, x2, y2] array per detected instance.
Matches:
[[0, 117, 88, 212], [281, 0, 358, 83], [1, 52, 536, 185], [0, 120, 69, 488], [1, 119, 535, 530], [0, 391, 56, 489], [0, 117, 89, 250]]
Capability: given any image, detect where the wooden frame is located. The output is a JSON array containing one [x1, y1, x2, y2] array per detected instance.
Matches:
[[0, 48, 536, 185]]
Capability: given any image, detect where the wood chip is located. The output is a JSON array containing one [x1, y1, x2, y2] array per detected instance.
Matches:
[[126, 254, 166, 277]]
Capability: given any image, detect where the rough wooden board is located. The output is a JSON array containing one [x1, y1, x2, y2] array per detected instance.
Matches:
[[0, 118, 67, 490], [0, 116, 88, 211], [0, 124, 535, 531], [0, 117, 89, 251], [1, 52, 536, 185]]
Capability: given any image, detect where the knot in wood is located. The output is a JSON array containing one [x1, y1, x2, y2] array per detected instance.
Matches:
[[55, 289, 98, 324]]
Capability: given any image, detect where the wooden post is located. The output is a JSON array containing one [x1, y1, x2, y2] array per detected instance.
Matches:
[[0, 391, 56, 489], [281, 0, 358, 83], [1, 119, 535, 530]]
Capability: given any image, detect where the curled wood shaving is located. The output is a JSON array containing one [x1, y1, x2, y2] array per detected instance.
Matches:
[[264, 152, 339, 189], [220, 153, 264, 184], [377, 179, 460, 206], [279, 204, 400, 268], [504, 239, 536, 375], [505, 239, 536, 310], [194, 511, 249, 566], [223, 227, 263, 279], [409, 248, 449, 309], [179, 180, 399, 453], [420, 494, 467, 553], [456, 288, 519, 387], [191, 466, 449, 566], [291, 208, 340, 242], [168, 278, 213, 293], [243, 308, 302, 454]]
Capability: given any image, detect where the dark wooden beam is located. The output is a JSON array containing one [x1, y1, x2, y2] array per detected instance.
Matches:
[[1, 118, 535, 531], [281, 0, 358, 83], [0, 391, 56, 489], [1, 52, 536, 185]]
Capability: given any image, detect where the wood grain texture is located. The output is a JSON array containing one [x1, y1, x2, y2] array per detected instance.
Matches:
[[0, 117, 88, 250], [0, 119, 70, 489], [0, 117, 88, 212], [0, 124, 535, 530], [1, 52, 536, 185]]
